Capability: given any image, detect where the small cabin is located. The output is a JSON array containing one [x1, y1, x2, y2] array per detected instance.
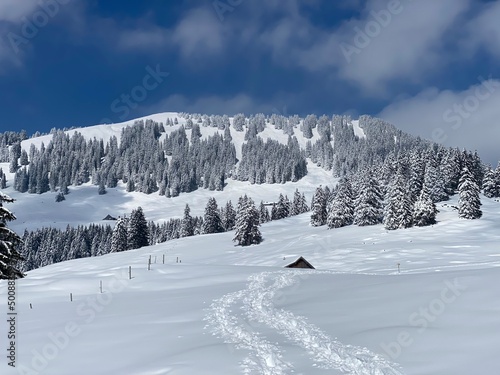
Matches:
[[102, 214, 117, 221], [284, 256, 315, 269]]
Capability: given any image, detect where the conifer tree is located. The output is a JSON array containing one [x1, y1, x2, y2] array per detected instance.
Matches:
[[222, 201, 236, 231], [202, 197, 224, 234], [233, 195, 262, 246], [353, 172, 383, 226], [310, 187, 327, 226], [384, 173, 414, 230], [458, 166, 482, 219], [98, 179, 106, 195], [259, 201, 270, 223], [111, 217, 128, 252], [180, 204, 195, 237], [424, 159, 448, 203], [275, 194, 289, 219], [413, 186, 437, 226], [483, 168, 499, 198], [327, 178, 354, 229], [290, 189, 309, 216], [127, 207, 149, 249], [0, 191, 24, 279]]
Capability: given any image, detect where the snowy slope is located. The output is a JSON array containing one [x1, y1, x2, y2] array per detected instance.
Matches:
[[19, 112, 322, 158], [351, 119, 366, 139], [0, 196, 499, 374], [2, 111, 339, 232], [20, 113, 183, 150], [1, 161, 334, 233]]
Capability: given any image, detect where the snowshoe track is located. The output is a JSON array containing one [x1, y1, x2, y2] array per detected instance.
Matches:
[[206, 270, 405, 375]]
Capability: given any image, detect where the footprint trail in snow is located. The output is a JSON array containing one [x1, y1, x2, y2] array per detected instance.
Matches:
[[206, 270, 405, 375]]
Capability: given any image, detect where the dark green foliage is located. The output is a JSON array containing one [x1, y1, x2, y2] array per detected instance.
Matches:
[[0, 192, 24, 279]]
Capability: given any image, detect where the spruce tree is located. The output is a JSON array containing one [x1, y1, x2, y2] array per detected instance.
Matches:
[[413, 186, 437, 226], [127, 207, 149, 249], [483, 168, 499, 198], [424, 159, 448, 203], [384, 173, 414, 230], [111, 217, 128, 252], [0, 191, 24, 279], [202, 197, 224, 234], [233, 195, 262, 246], [275, 194, 289, 219], [259, 201, 270, 223], [222, 201, 236, 231], [458, 166, 482, 219], [327, 178, 354, 229], [98, 179, 106, 195], [353, 172, 383, 226], [180, 204, 195, 237], [310, 187, 327, 226], [290, 189, 303, 216]]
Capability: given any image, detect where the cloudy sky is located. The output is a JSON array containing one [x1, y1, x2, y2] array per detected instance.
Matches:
[[0, 0, 499, 164]]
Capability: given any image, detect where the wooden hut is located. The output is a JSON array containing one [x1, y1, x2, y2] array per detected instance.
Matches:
[[284, 256, 315, 269]]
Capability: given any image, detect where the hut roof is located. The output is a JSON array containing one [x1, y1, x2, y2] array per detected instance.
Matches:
[[283, 256, 315, 269]]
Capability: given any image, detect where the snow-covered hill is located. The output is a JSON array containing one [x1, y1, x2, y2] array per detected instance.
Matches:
[[20, 112, 324, 160], [1, 112, 339, 232], [1, 196, 499, 374], [1, 161, 333, 232], [1, 113, 499, 374]]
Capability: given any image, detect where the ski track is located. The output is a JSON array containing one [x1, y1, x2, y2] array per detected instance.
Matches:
[[206, 270, 405, 375], [205, 289, 294, 375]]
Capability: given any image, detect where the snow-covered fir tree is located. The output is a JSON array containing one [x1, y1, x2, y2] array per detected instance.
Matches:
[[290, 189, 309, 216], [424, 157, 449, 203], [384, 172, 414, 230], [98, 179, 106, 195], [458, 166, 482, 219], [202, 197, 224, 234], [327, 178, 354, 229], [111, 217, 128, 252], [259, 201, 270, 223], [353, 171, 383, 226], [180, 204, 195, 237], [0, 191, 24, 279], [275, 194, 290, 220], [233, 195, 262, 246], [221, 200, 236, 231], [482, 166, 500, 198], [127, 207, 149, 249], [310, 187, 327, 227], [413, 186, 437, 226]]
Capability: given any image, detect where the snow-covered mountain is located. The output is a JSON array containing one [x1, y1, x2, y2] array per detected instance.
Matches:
[[1, 195, 499, 374], [0, 112, 433, 231], [0, 112, 499, 374]]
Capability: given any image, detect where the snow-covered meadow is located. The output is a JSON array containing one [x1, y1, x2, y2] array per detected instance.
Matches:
[[0, 194, 499, 374], [0, 115, 499, 374]]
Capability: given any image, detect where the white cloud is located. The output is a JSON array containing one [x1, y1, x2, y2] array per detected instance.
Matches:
[[337, 0, 469, 91], [172, 8, 225, 59], [0, 0, 39, 22], [464, 0, 500, 59], [378, 78, 500, 165], [283, 0, 470, 93], [229, 0, 472, 94]]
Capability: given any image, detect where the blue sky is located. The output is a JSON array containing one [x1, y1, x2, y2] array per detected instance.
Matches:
[[0, 0, 499, 164]]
